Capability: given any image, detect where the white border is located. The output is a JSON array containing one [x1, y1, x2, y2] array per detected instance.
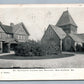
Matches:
[[0, 4, 84, 80]]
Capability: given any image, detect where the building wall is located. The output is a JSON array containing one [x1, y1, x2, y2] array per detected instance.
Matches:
[[59, 25, 71, 34], [0, 26, 11, 53], [41, 25, 60, 44], [41, 25, 60, 54], [70, 25, 77, 34], [63, 35, 74, 51], [13, 25, 29, 42], [59, 24, 77, 34], [0, 42, 2, 53]]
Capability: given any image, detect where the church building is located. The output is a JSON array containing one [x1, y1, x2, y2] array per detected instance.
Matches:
[[41, 10, 84, 52]]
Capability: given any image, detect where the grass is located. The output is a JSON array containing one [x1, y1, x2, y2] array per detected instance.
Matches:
[[0, 52, 83, 68], [0, 53, 74, 60]]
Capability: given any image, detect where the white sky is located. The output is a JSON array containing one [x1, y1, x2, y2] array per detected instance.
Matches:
[[0, 5, 84, 40]]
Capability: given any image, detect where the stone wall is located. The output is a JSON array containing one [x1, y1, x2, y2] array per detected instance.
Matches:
[[41, 25, 60, 54]]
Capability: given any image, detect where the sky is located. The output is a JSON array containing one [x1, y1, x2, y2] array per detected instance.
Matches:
[[0, 5, 84, 40], [0, 0, 84, 4]]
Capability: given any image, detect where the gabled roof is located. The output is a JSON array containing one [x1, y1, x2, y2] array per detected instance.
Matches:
[[21, 22, 30, 36], [0, 22, 29, 35], [0, 22, 13, 34], [49, 24, 66, 39], [13, 22, 30, 35], [69, 34, 84, 43], [56, 10, 77, 27], [76, 33, 84, 41]]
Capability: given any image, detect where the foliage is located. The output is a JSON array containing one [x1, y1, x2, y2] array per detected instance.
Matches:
[[14, 39, 60, 56], [14, 40, 45, 56]]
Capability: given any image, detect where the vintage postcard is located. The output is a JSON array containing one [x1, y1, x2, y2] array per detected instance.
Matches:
[[0, 4, 84, 80]]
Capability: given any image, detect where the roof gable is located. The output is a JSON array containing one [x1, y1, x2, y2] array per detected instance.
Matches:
[[2, 25, 13, 34], [0, 22, 13, 34], [50, 24, 66, 39], [13, 22, 29, 35], [0, 26, 5, 33], [56, 11, 77, 27], [0, 22, 29, 36]]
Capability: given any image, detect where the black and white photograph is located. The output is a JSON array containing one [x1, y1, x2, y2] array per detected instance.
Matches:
[[0, 4, 84, 70]]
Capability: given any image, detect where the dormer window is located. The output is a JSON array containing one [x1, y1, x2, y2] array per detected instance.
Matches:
[[18, 35, 26, 40], [7, 34, 12, 38], [18, 35, 20, 39]]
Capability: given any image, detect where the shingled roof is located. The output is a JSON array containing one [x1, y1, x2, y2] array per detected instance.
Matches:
[[50, 24, 66, 39], [0, 22, 29, 35], [76, 34, 84, 41], [0, 22, 13, 34], [56, 10, 77, 27], [69, 34, 84, 43]]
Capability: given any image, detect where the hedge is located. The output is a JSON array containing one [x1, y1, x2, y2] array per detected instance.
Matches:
[[14, 40, 45, 56]]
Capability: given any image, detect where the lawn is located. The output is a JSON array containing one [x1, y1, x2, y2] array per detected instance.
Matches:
[[0, 52, 84, 68]]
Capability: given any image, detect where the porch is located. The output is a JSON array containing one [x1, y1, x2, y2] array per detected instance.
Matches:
[[0, 38, 17, 53]]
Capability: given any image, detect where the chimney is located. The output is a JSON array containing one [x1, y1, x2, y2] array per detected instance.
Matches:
[[0, 21, 2, 25], [10, 23, 14, 26], [10, 23, 15, 33]]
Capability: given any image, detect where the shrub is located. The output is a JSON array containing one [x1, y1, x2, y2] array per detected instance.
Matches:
[[14, 40, 45, 56], [14, 40, 60, 56], [76, 44, 82, 52]]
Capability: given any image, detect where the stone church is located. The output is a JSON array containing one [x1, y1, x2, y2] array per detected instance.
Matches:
[[41, 10, 84, 52]]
